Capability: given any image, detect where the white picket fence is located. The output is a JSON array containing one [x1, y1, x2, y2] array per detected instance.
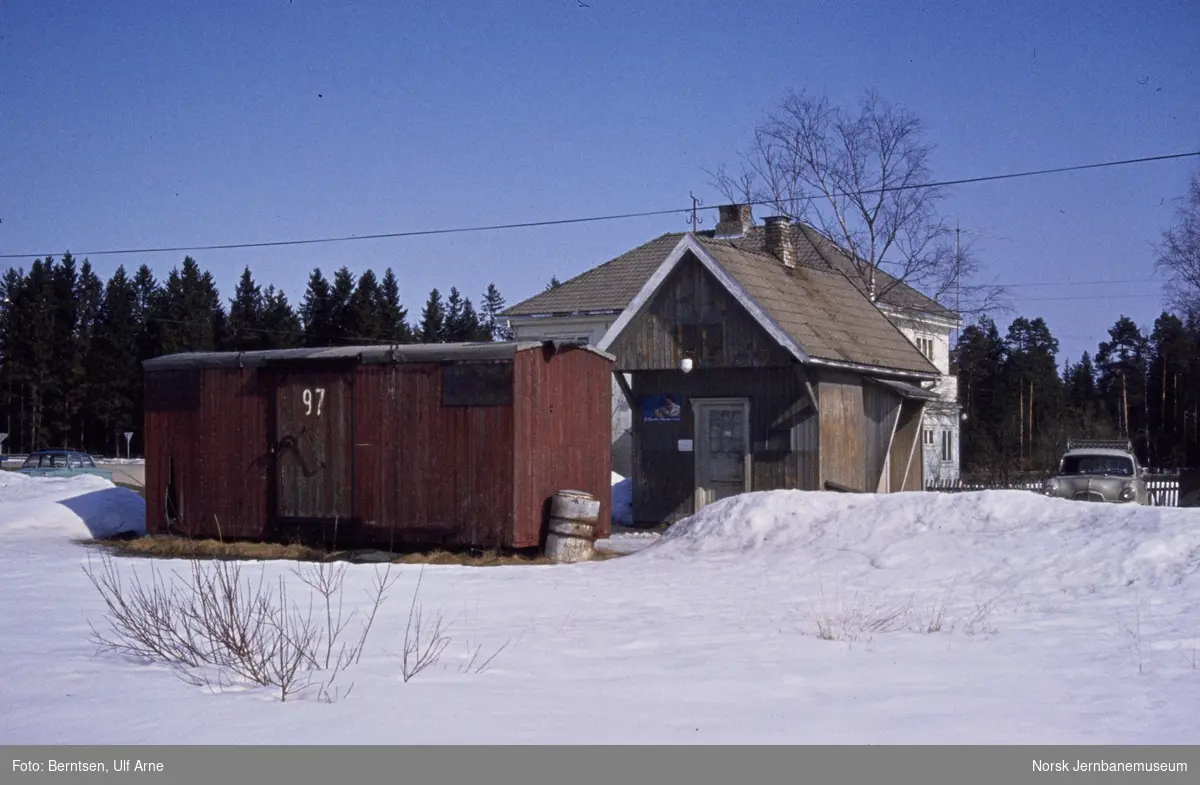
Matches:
[[926, 477, 1182, 507]]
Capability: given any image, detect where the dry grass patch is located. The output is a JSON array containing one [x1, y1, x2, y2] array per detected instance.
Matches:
[[86, 535, 626, 566], [86, 535, 325, 562]]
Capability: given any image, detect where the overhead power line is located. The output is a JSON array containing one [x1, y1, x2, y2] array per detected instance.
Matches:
[[2, 150, 1197, 261]]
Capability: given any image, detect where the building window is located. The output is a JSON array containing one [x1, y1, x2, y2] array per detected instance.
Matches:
[[923, 428, 934, 446], [916, 337, 934, 359], [941, 430, 954, 463]]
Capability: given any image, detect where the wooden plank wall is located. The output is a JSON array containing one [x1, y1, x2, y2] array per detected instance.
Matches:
[[609, 255, 795, 371], [144, 367, 270, 539], [889, 399, 925, 491], [388, 363, 516, 549], [816, 369, 867, 491], [862, 382, 903, 492], [630, 366, 816, 524], [513, 346, 613, 548]]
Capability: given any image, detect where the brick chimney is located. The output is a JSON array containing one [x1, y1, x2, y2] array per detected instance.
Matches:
[[714, 204, 754, 238], [763, 215, 795, 268]]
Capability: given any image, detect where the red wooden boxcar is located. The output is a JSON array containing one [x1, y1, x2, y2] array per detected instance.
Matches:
[[142, 341, 613, 550]]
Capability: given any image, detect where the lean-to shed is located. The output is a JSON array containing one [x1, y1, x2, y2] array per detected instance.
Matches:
[[142, 341, 614, 550]]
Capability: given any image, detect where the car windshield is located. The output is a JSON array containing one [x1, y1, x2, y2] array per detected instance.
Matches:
[[1061, 454, 1134, 477]]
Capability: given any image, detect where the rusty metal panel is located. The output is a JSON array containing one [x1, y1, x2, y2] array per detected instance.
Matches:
[[512, 345, 614, 547], [274, 368, 354, 522]]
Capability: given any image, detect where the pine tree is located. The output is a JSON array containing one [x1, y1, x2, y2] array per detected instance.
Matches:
[[260, 286, 303, 349], [227, 267, 265, 351], [68, 260, 104, 449], [1147, 312, 1194, 467], [86, 266, 141, 455], [300, 268, 334, 347], [480, 283, 512, 341], [347, 269, 384, 341], [955, 317, 1008, 479], [545, 276, 563, 292], [418, 289, 446, 343], [1002, 316, 1062, 467], [157, 257, 225, 355], [1095, 315, 1150, 457], [377, 268, 412, 343], [329, 267, 357, 343]]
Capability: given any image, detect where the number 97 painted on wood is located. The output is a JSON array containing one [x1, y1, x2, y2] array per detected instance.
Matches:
[[302, 387, 326, 417]]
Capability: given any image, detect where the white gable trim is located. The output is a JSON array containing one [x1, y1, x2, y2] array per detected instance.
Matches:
[[597, 235, 811, 363]]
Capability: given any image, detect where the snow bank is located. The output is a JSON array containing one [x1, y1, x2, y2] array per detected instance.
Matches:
[[645, 489, 1200, 594], [610, 471, 633, 526], [0, 471, 145, 541]]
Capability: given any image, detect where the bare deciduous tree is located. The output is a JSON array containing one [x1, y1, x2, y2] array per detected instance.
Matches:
[[1155, 170, 1200, 317], [713, 89, 1005, 317]]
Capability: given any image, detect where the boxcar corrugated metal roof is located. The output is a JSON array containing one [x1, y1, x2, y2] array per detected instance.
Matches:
[[143, 340, 615, 370]]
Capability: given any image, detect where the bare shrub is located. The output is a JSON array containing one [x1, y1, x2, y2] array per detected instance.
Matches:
[[82, 551, 412, 701], [457, 637, 512, 676], [401, 567, 451, 682], [801, 579, 914, 645], [799, 578, 1003, 643]]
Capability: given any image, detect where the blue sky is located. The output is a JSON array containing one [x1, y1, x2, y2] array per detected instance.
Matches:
[[2, 1, 1197, 366]]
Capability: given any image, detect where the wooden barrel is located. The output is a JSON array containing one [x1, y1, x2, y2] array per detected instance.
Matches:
[[545, 490, 600, 564]]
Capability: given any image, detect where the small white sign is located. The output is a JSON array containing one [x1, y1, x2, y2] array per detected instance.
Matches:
[[677, 439, 693, 452], [124, 431, 134, 459]]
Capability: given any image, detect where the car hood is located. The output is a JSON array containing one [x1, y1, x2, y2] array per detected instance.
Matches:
[[1050, 475, 1133, 497]]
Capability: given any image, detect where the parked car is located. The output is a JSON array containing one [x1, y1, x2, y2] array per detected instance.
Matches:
[[18, 450, 114, 481], [1041, 439, 1148, 505]]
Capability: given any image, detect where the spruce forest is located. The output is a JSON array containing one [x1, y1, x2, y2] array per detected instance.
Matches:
[[0, 256, 514, 457]]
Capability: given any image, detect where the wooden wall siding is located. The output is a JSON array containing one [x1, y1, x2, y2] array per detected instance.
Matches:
[[862, 383, 903, 492], [817, 370, 867, 492], [630, 366, 816, 524], [200, 369, 271, 539], [392, 363, 516, 549], [144, 368, 270, 539], [513, 347, 613, 547], [352, 365, 402, 535], [889, 399, 924, 492], [609, 255, 794, 371], [144, 346, 613, 550]]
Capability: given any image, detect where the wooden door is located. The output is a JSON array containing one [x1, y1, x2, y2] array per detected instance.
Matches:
[[694, 399, 750, 511], [274, 369, 354, 523]]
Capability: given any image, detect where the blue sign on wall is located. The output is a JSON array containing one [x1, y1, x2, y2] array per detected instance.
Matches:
[[642, 394, 683, 423]]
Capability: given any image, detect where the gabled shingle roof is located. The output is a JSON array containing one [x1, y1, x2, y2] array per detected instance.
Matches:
[[502, 233, 684, 316], [707, 223, 958, 320], [501, 219, 951, 376], [696, 239, 937, 375], [503, 222, 955, 321]]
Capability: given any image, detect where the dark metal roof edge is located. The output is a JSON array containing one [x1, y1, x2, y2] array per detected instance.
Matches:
[[142, 341, 615, 370]]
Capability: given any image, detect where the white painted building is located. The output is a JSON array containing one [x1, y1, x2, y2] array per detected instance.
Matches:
[[875, 304, 962, 483]]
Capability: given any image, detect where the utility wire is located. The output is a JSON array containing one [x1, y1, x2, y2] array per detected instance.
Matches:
[[2, 150, 1197, 261], [987, 277, 1162, 289]]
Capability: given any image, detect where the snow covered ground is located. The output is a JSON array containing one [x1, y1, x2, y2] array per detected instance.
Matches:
[[1, 472, 1198, 744]]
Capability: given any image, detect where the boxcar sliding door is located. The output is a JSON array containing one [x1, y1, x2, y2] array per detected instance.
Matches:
[[272, 367, 354, 525]]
